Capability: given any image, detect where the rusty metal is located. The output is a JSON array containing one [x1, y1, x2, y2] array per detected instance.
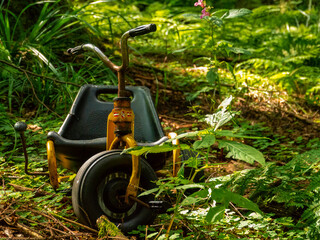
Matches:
[[128, 195, 150, 208], [17, 126, 49, 176], [81, 30, 131, 98], [81, 44, 120, 72]]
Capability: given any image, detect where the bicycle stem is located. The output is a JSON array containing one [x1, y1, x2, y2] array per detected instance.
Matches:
[[118, 30, 130, 97], [69, 24, 156, 97], [80, 30, 130, 97]]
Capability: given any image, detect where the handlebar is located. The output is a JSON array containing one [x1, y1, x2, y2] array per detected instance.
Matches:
[[67, 24, 157, 56], [67, 24, 157, 97], [67, 44, 84, 55], [129, 24, 157, 37]]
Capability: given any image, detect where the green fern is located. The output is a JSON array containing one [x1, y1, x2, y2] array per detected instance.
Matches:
[[223, 148, 320, 233], [236, 58, 283, 71]]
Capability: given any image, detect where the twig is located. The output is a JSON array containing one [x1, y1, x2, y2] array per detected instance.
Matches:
[[0, 59, 80, 87], [0, 59, 78, 119], [22, 217, 66, 236], [33, 211, 81, 240], [0, 200, 17, 222], [166, 214, 175, 238], [50, 212, 98, 233], [8, 183, 55, 197], [3, 226, 14, 238], [159, 114, 196, 124], [280, 107, 318, 125], [152, 225, 164, 240], [0, 201, 15, 216], [4, 216, 44, 239], [229, 202, 246, 220], [22, 70, 63, 119]]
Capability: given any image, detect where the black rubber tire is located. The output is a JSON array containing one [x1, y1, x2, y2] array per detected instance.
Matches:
[[72, 150, 157, 232]]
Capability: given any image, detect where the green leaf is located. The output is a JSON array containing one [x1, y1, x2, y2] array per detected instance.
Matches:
[[217, 140, 265, 166], [181, 189, 209, 206], [174, 131, 202, 140], [225, 46, 252, 55], [122, 143, 185, 156], [224, 62, 237, 81], [175, 183, 204, 191], [215, 130, 267, 140], [172, 48, 189, 54], [186, 86, 214, 101], [208, 16, 223, 27], [193, 134, 216, 149], [222, 8, 252, 19], [204, 101, 234, 131], [205, 206, 225, 223], [147, 232, 159, 239], [138, 188, 159, 197], [180, 196, 197, 206], [206, 68, 219, 85], [210, 188, 263, 215]]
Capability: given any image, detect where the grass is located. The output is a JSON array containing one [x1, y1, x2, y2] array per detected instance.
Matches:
[[0, 0, 320, 239]]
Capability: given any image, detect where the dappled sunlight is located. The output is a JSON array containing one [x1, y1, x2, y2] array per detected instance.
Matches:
[[1, 0, 320, 239]]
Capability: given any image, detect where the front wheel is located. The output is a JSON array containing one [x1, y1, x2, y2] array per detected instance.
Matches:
[[72, 150, 157, 232]]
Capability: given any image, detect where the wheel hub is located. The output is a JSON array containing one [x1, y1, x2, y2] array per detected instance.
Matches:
[[97, 172, 137, 220], [103, 179, 130, 212]]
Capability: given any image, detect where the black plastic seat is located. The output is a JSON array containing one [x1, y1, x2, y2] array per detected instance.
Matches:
[[47, 84, 167, 171]]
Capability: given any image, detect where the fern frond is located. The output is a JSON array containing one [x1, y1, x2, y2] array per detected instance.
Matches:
[[236, 58, 283, 70], [284, 54, 314, 64], [301, 197, 320, 225]]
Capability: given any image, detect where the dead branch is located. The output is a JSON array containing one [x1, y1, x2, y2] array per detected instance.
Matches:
[[229, 202, 246, 220], [8, 183, 54, 197], [279, 107, 319, 126], [159, 114, 196, 124], [50, 212, 98, 233], [29, 210, 81, 240], [22, 217, 67, 236], [4, 216, 44, 239]]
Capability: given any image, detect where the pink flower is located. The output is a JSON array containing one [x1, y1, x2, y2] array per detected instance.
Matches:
[[194, 0, 205, 8], [200, 7, 210, 18]]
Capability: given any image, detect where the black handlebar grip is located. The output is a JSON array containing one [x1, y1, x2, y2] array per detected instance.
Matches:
[[67, 45, 84, 55], [14, 121, 27, 133], [128, 24, 157, 37]]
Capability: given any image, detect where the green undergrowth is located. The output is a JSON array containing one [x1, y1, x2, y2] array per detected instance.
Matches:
[[0, 155, 76, 228], [124, 97, 319, 239], [1, 0, 320, 239]]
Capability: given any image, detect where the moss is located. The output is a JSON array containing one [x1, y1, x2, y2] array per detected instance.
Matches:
[[97, 215, 127, 239]]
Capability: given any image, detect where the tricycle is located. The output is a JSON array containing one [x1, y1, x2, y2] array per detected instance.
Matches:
[[14, 24, 184, 232]]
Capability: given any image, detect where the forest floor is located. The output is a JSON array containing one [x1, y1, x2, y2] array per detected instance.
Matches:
[[1, 63, 320, 239], [129, 63, 320, 141], [129, 63, 320, 174]]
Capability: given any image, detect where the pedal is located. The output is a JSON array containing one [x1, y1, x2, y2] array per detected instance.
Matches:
[[148, 201, 172, 213]]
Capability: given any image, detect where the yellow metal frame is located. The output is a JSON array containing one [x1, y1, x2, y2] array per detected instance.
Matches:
[[44, 26, 181, 202], [47, 140, 59, 190], [106, 102, 141, 203], [46, 108, 181, 198], [168, 132, 181, 177]]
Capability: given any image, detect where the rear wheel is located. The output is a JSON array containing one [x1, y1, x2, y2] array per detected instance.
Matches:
[[72, 150, 157, 232]]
